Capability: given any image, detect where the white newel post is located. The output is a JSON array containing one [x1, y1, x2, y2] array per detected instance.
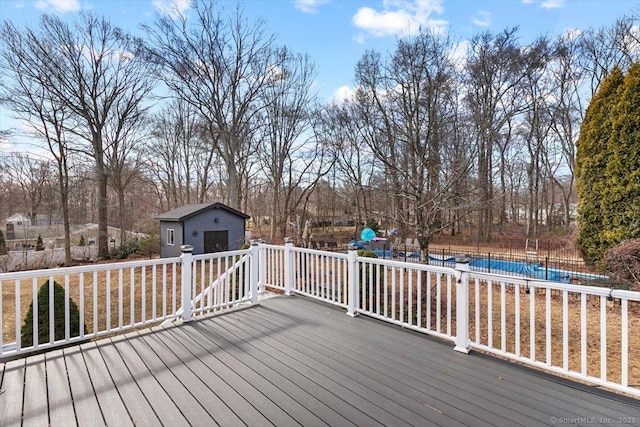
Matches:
[[258, 240, 266, 294], [284, 237, 294, 296], [250, 240, 259, 304], [180, 245, 193, 322], [346, 244, 358, 317], [454, 254, 471, 353]]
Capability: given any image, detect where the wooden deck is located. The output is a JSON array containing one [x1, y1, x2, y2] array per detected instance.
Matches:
[[1, 295, 638, 426]]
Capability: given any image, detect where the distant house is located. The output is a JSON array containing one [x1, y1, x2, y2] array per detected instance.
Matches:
[[34, 213, 63, 226], [5, 213, 31, 226], [155, 202, 250, 258]]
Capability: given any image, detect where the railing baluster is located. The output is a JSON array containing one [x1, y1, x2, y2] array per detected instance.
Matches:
[[65, 275, 70, 341], [501, 282, 506, 352], [130, 268, 135, 325], [141, 266, 146, 322], [487, 279, 492, 348], [436, 274, 442, 334], [581, 293, 587, 376], [118, 268, 124, 329], [447, 274, 452, 336], [563, 290, 568, 370], [408, 269, 413, 326], [400, 266, 405, 323], [16, 279, 21, 351], [416, 271, 422, 328], [79, 273, 85, 337], [474, 278, 480, 343], [530, 285, 535, 361], [153, 264, 158, 319], [93, 271, 98, 335], [546, 289, 552, 365], [621, 299, 628, 387], [106, 270, 111, 333], [426, 273, 431, 331], [32, 278, 37, 347], [600, 295, 607, 382], [49, 276, 54, 343], [515, 283, 520, 357]]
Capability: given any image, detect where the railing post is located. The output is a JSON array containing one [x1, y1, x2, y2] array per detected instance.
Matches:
[[258, 240, 266, 293], [180, 245, 193, 322], [454, 254, 471, 353], [346, 243, 358, 317], [250, 240, 259, 305], [284, 237, 294, 296]]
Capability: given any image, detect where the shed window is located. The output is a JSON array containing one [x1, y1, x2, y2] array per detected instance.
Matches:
[[167, 228, 175, 246]]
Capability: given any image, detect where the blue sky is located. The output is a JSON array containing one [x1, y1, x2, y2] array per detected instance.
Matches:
[[0, 0, 638, 149]]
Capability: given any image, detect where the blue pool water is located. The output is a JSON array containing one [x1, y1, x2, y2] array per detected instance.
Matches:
[[369, 249, 607, 283]]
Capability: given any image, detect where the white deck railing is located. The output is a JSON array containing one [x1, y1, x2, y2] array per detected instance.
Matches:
[[0, 244, 259, 359], [1, 240, 638, 398]]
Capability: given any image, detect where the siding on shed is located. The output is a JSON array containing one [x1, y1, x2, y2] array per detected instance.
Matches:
[[157, 203, 248, 258]]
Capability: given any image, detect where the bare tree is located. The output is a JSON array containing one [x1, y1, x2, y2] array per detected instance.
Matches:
[[255, 47, 318, 239], [0, 153, 53, 224], [322, 101, 379, 231], [143, 0, 280, 210], [579, 17, 640, 96], [1, 13, 156, 257], [354, 29, 469, 260], [464, 28, 549, 241], [0, 50, 75, 263], [546, 33, 585, 228]]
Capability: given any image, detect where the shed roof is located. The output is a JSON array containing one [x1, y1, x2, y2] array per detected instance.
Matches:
[[155, 202, 250, 222]]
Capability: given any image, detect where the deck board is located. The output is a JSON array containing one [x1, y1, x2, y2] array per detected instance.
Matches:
[[96, 337, 162, 426], [0, 358, 25, 427], [62, 345, 104, 425], [256, 298, 565, 424], [45, 351, 76, 426], [1, 294, 639, 427], [175, 321, 341, 426], [137, 328, 247, 427], [189, 319, 375, 426], [80, 342, 133, 426], [22, 353, 49, 426], [166, 324, 310, 426], [123, 330, 217, 426], [108, 335, 189, 426]]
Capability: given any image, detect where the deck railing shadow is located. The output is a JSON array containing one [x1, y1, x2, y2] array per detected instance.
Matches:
[[1, 239, 639, 398]]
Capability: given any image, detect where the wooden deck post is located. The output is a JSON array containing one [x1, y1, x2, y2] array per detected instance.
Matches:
[[180, 245, 193, 322], [284, 237, 294, 295], [250, 240, 259, 304], [454, 254, 471, 353], [346, 244, 358, 317]]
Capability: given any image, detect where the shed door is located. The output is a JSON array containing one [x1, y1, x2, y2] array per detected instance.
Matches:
[[204, 230, 228, 253]]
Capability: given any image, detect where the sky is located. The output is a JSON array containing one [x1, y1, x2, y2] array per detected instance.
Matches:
[[0, 0, 638, 151]]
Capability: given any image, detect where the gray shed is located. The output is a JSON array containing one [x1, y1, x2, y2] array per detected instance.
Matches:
[[155, 202, 250, 258]]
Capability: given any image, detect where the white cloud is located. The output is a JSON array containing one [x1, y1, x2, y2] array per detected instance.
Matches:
[[293, 0, 331, 14], [353, 33, 366, 44], [451, 39, 470, 69], [471, 10, 490, 27], [521, 0, 565, 9], [541, 0, 565, 9], [331, 85, 355, 103], [34, 0, 80, 13], [352, 0, 448, 39], [152, 0, 191, 18]]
